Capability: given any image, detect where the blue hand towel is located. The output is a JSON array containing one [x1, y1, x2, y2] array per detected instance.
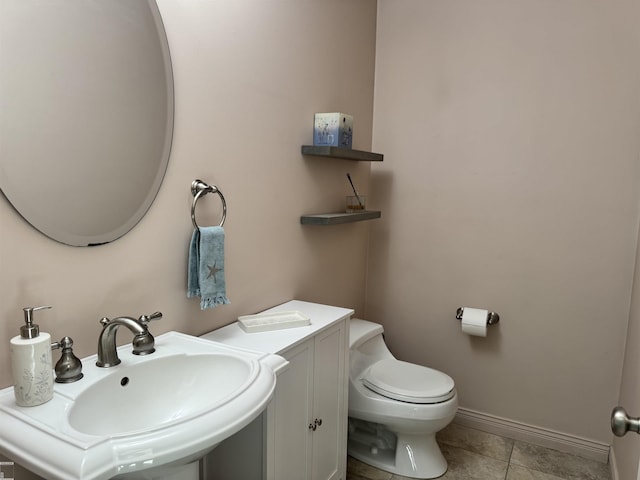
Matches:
[[188, 226, 230, 310]]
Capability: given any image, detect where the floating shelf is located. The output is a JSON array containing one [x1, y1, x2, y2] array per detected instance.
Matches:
[[300, 211, 381, 225], [301, 145, 383, 162]]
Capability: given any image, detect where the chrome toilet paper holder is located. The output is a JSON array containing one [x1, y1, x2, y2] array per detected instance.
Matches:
[[456, 307, 500, 325]]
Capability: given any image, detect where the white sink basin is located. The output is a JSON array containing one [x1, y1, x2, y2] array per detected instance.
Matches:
[[69, 353, 254, 436], [0, 331, 286, 480]]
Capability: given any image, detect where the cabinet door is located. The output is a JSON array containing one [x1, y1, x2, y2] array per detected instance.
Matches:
[[311, 321, 347, 480], [272, 339, 314, 480]]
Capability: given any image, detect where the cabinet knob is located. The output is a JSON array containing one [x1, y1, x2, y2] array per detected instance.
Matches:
[[308, 418, 322, 431]]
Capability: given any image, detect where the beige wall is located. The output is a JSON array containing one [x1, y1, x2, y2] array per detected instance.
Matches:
[[368, 0, 640, 444], [0, 0, 377, 390]]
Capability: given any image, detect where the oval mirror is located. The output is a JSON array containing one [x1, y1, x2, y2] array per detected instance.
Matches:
[[0, 0, 174, 246]]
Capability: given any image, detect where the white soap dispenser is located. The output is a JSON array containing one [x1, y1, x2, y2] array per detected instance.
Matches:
[[10, 305, 55, 407]]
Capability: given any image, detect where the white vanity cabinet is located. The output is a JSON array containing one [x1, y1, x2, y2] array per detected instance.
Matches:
[[269, 320, 345, 480], [202, 300, 352, 480]]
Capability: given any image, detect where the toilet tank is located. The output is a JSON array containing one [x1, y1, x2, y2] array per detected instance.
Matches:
[[350, 318, 384, 350], [350, 318, 395, 379]]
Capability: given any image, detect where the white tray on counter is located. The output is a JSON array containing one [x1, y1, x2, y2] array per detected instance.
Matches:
[[237, 311, 311, 333]]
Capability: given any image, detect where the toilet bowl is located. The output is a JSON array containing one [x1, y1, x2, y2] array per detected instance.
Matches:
[[348, 318, 458, 479]]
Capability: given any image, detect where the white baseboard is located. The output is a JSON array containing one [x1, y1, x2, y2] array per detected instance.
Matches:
[[454, 407, 611, 465]]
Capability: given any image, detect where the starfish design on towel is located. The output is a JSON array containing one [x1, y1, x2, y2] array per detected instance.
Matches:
[[207, 262, 222, 283]]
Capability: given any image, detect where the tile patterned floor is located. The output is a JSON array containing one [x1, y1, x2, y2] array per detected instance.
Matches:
[[346, 423, 611, 480]]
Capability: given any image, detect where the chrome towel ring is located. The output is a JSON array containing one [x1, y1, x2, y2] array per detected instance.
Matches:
[[191, 179, 227, 229]]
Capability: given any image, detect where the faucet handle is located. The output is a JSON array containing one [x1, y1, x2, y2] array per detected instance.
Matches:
[[138, 311, 162, 327], [133, 313, 159, 356], [51, 336, 83, 383]]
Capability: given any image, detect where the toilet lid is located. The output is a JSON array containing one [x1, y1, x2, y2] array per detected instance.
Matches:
[[362, 359, 455, 404]]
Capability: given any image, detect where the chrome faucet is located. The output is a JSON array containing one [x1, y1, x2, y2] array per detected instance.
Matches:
[[96, 312, 162, 367]]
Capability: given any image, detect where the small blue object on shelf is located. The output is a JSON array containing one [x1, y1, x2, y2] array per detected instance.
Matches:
[[314, 113, 353, 149]]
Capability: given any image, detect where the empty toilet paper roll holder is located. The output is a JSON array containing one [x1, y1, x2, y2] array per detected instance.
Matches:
[[455, 307, 500, 326]]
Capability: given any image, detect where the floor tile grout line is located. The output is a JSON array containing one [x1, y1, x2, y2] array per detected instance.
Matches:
[[505, 438, 515, 480]]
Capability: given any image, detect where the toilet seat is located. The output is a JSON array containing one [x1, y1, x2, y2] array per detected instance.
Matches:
[[362, 359, 455, 404]]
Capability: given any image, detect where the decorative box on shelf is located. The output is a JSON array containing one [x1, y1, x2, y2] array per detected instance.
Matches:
[[313, 113, 353, 148]]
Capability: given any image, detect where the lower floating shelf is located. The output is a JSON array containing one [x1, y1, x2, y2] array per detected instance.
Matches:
[[300, 211, 381, 225]]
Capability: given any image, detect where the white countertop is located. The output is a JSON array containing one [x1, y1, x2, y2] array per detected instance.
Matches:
[[201, 300, 354, 355]]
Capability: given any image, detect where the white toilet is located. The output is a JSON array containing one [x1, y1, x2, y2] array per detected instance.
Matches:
[[348, 318, 458, 479]]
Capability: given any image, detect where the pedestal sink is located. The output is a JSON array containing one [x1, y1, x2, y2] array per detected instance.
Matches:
[[0, 332, 286, 480]]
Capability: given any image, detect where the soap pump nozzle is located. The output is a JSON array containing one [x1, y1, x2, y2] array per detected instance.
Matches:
[[21, 305, 51, 339]]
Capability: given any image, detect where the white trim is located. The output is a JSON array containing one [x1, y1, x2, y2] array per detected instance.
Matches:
[[454, 407, 611, 464]]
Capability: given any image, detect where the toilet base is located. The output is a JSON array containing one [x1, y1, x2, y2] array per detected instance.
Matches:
[[348, 424, 447, 479]]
